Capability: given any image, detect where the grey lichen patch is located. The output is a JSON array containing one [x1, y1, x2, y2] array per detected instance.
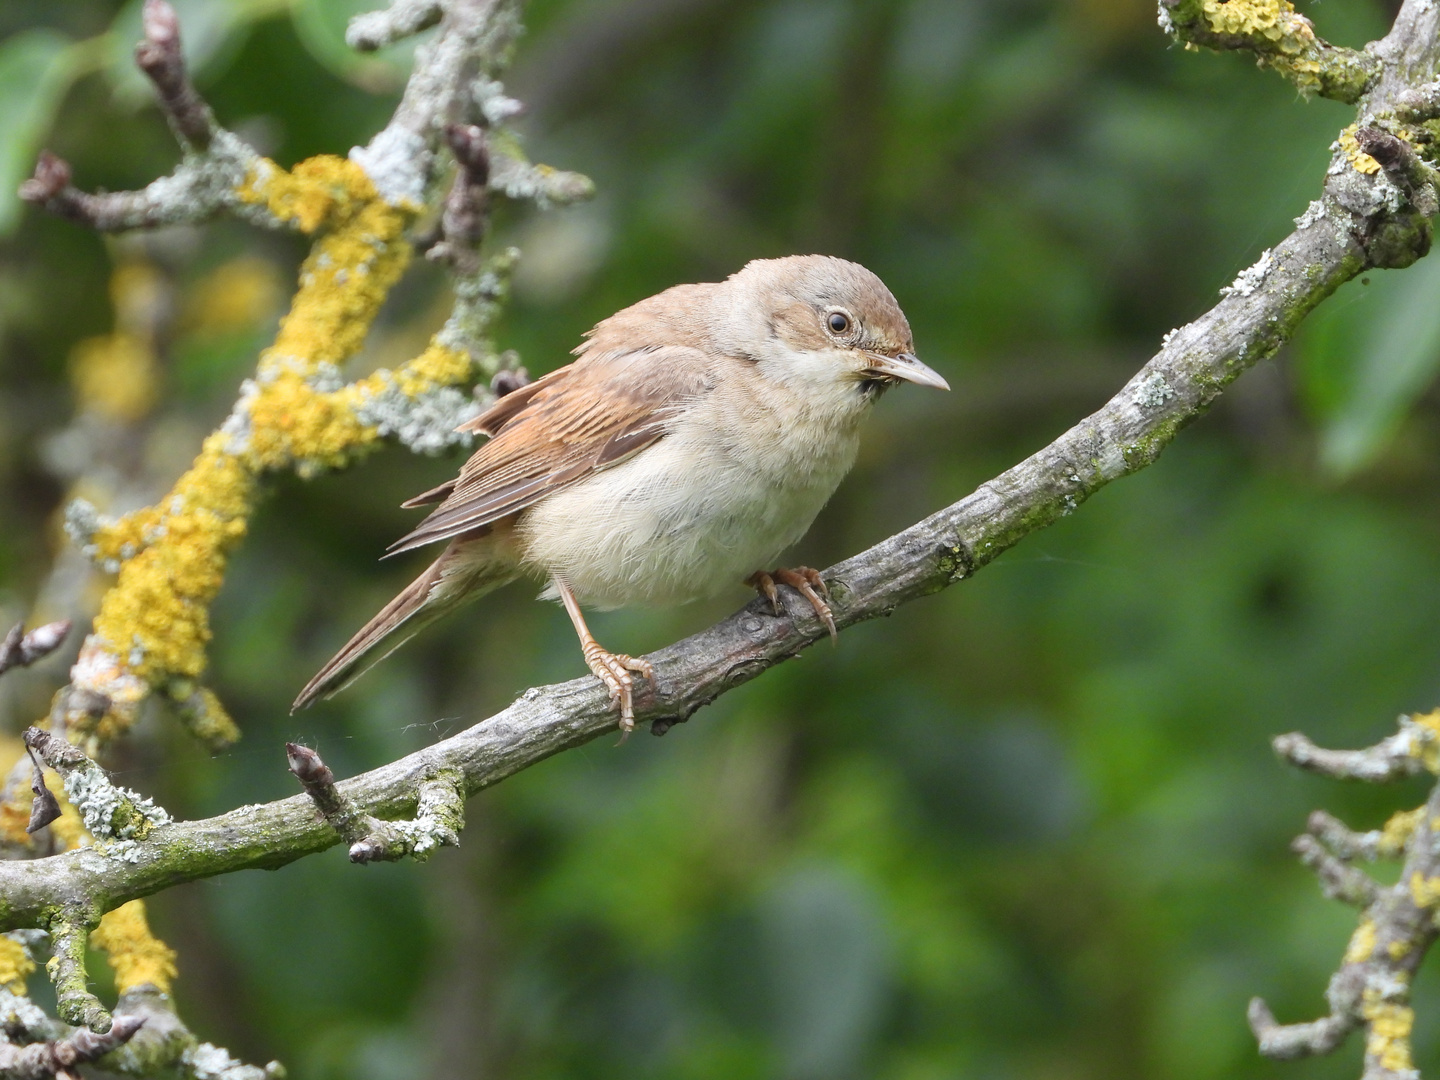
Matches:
[[437, 247, 520, 364], [62, 763, 170, 842], [182, 1040, 284, 1080], [346, 0, 442, 52], [1220, 248, 1276, 298], [349, 773, 464, 863], [355, 384, 479, 454], [489, 149, 595, 209], [472, 75, 523, 126], [63, 498, 122, 571], [1134, 372, 1177, 410], [217, 377, 263, 455], [0, 985, 62, 1038], [1294, 199, 1327, 230], [350, 126, 431, 208], [93, 839, 146, 864]]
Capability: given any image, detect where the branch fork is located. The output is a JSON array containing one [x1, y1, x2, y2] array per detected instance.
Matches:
[[286, 744, 463, 864], [1252, 712, 1440, 1077]]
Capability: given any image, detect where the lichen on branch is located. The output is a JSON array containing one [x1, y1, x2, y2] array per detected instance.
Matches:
[[1251, 708, 1440, 1077], [1159, 0, 1380, 102], [57, 152, 511, 750]]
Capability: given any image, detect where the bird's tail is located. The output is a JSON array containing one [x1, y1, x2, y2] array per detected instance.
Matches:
[[292, 534, 517, 711]]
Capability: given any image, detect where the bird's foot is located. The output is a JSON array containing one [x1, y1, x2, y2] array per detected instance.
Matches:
[[581, 640, 654, 739], [747, 567, 837, 642]]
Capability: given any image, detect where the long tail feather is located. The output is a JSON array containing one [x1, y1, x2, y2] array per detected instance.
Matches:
[[292, 537, 515, 711]]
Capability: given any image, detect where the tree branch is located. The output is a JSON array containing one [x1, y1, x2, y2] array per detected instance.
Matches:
[[4, 4, 1440, 1076], [1160, 0, 1381, 102], [132, 0, 216, 151], [0, 90, 1431, 923], [1250, 712, 1440, 1078], [0, 1012, 142, 1080]]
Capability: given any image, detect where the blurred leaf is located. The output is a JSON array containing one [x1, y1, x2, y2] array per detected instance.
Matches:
[[1315, 255, 1440, 476], [104, 0, 268, 107], [760, 864, 890, 1080], [289, 0, 418, 91], [0, 28, 78, 235]]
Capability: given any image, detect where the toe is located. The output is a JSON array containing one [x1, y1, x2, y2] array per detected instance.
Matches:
[[747, 571, 782, 615], [801, 566, 831, 600], [621, 655, 654, 680], [775, 567, 837, 642]]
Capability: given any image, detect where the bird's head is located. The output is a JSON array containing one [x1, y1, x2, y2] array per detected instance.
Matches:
[[719, 255, 949, 404]]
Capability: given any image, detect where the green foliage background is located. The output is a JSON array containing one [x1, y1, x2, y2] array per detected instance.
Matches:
[[4, 0, 1440, 1076]]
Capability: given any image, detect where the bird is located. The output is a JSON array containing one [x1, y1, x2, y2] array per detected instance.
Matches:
[[292, 254, 949, 732]]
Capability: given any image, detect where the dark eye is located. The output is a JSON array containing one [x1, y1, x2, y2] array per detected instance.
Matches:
[[827, 311, 851, 335]]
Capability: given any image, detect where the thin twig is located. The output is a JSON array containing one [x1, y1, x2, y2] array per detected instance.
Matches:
[[287, 744, 462, 863], [133, 0, 216, 150], [0, 621, 70, 679], [0, 1014, 143, 1080]]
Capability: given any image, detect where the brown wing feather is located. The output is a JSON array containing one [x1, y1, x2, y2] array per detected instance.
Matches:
[[400, 478, 456, 508], [455, 367, 565, 436], [387, 345, 714, 556]]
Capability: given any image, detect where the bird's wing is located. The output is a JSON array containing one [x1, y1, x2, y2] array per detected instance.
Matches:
[[387, 345, 715, 555]]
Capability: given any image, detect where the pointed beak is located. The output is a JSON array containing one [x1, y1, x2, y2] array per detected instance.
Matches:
[[862, 351, 950, 391]]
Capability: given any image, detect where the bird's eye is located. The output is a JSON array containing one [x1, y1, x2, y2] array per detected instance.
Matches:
[[827, 311, 851, 336]]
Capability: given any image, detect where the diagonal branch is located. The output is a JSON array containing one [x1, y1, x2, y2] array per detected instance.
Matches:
[[0, 105, 1430, 925]]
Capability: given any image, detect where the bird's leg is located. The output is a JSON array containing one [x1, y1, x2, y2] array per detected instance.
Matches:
[[555, 578, 653, 738], [746, 567, 837, 642]]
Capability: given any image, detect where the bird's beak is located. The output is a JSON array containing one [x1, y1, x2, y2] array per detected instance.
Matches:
[[862, 352, 951, 391]]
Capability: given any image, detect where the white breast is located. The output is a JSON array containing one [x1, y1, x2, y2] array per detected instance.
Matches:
[[515, 373, 868, 609]]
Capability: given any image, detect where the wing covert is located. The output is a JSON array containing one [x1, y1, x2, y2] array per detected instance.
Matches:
[[387, 345, 713, 555]]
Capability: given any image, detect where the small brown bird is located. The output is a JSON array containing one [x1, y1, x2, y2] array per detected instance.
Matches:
[[293, 255, 948, 731]]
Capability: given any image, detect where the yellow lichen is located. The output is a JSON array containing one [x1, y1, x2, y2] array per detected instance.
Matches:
[[1338, 124, 1383, 175], [1345, 918, 1378, 963], [262, 199, 411, 371], [0, 937, 33, 995], [344, 339, 474, 405], [1201, 0, 1327, 94], [0, 801, 28, 847], [1202, 0, 1314, 46], [67, 152, 485, 744], [174, 685, 241, 749], [1362, 988, 1415, 1074], [1378, 807, 1425, 858], [239, 155, 377, 234], [243, 374, 374, 471], [1409, 871, 1440, 909], [90, 437, 255, 686], [91, 899, 177, 995], [66, 260, 171, 422], [1388, 938, 1412, 960], [389, 340, 473, 396], [1402, 707, 1440, 772]]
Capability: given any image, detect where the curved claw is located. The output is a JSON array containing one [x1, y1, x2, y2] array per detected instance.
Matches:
[[748, 566, 837, 643], [582, 642, 653, 738]]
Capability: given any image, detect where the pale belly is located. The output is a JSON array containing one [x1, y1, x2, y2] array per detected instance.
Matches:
[[514, 415, 862, 610]]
